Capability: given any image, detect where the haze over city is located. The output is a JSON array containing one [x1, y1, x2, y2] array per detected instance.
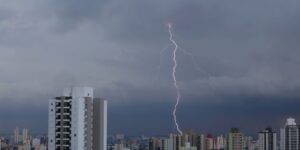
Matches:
[[0, 0, 300, 137]]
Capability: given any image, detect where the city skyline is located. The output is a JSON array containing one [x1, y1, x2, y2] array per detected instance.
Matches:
[[1, 117, 298, 150], [0, 105, 298, 137], [0, 0, 300, 136]]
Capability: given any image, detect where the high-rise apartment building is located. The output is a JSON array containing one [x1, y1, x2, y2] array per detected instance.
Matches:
[[147, 137, 175, 150], [188, 132, 207, 150], [161, 138, 171, 150], [205, 134, 213, 150], [14, 127, 19, 144], [280, 117, 300, 150], [196, 134, 206, 150], [48, 87, 107, 150], [170, 134, 184, 150], [167, 133, 201, 150], [244, 136, 256, 150], [180, 142, 197, 150], [215, 135, 226, 150], [227, 128, 244, 150], [149, 138, 160, 150], [22, 128, 29, 143], [257, 127, 276, 150]]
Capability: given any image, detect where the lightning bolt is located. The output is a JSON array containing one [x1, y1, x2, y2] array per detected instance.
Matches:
[[168, 23, 183, 135]]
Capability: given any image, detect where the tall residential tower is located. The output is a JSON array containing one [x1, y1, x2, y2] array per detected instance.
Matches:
[[48, 87, 107, 150], [257, 127, 277, 150], [227, 128, 244, 150], [280, 117, 300, 150]]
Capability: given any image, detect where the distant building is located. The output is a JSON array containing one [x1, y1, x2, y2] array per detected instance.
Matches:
[[280, 117, 300, 150], [148, 137, 171, 150], [257, 127, 276, 150], [114, 144, 125, 150], [14, 127, 30, 145], [33, 144, 47, 150], [167, 133, 209, 150], [18, 142, 31, 150], [215, 135, 226, 150], [196, 134, 206, 150], [205, 134, 213, 150], [180, 142, 197, 150], [32, 138, 41, 147], [22, 128, 28, 143], [14, 127, 19, 144], [149, 138, 160, 150], [170, 134, 184, 150], [48, 87, 107, 150], [244, 136, 257, 150], [160, 138, 171, 150], [227, 128, 244, 150], [184, 130, 206, 150]]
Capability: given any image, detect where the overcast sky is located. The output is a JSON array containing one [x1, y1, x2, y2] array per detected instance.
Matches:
[[0, 0, 300, 136]]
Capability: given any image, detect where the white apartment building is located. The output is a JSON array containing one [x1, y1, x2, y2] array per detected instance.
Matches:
[[48, 87, 107, 150]]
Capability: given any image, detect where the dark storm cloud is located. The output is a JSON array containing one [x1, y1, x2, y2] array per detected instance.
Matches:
[[0, 0, 300, 134], [0, 9, 13, 21], [107, 95, 300, 136], [44, 0, 109, 32]]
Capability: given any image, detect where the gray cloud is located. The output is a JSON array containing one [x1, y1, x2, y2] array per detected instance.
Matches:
[[0, 0, 300, 134]]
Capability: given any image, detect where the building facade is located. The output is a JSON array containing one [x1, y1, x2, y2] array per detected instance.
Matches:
[[280, 118, 300, 150], [14, 128, 19, 144], [48, 87, 107, 150], [227, 128, 244, 150], [257, 127, 276, 150]]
